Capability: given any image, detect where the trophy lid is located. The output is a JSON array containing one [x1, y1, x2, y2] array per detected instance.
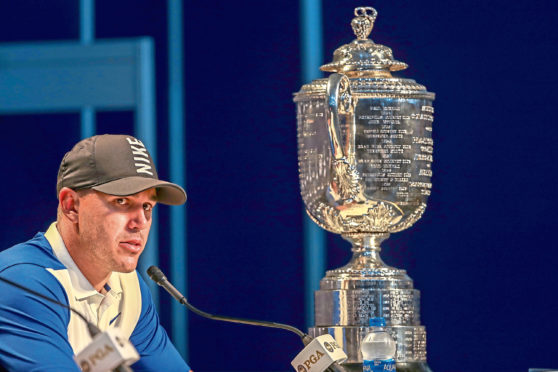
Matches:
[[321, 7, 408, 76]]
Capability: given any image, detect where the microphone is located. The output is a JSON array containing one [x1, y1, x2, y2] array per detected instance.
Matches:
[[147, 266, 348, 372], [291, 334, 347, 372], [74, 327, 139, 372], [0, 275, 138, 372]]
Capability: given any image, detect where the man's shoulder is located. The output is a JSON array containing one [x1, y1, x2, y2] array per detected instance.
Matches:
[[0, 234, 70, 318], [0, 232, 65, 273]]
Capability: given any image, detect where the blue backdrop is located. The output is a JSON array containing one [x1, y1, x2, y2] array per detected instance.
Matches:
[[1, 1, 558, 371]]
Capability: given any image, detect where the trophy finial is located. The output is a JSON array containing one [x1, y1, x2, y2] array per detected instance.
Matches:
[[351, 7, 377, 40], [321, 6, 407, 75]]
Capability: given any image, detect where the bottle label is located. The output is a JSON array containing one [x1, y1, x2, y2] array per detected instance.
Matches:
[[363, 358, 396, 372]]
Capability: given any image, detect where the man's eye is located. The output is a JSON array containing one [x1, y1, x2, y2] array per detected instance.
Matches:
[[116, 198, 127, 205], [143, 203, 152, 211]]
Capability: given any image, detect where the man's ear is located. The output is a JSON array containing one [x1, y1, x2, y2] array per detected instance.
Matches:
[[58, 187, 80, 223]]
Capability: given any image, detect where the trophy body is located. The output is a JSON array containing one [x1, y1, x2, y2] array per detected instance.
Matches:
[[294, 7, 435, 372]]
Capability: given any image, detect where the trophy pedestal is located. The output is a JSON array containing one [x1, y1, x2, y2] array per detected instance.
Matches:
[[321, 361, 432, 372], [309, 234, 431, 370], [309, 326, 431, 372]]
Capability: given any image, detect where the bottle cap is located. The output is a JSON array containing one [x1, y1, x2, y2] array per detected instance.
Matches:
[[369, 317, 386, 327]]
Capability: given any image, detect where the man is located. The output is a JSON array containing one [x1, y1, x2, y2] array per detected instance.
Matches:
[[0, 134, 191, 371]]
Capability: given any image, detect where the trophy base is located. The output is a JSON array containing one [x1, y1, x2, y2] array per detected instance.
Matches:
[[309, 325, 426, 365], [310, 232, 429, 367], [337, 362, 432, 372]]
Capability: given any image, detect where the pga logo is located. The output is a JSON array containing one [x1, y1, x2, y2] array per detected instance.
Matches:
[[323, 340, 341, 353], [296, 349, 325, 372]]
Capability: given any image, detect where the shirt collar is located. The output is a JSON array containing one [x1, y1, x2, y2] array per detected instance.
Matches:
[[44, 222, 123, 301]]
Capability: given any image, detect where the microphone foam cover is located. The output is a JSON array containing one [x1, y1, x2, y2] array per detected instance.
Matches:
[[147, 266, 166, 284]]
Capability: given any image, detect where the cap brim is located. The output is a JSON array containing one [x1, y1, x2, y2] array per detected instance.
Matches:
[[91, 176, 187, 205]]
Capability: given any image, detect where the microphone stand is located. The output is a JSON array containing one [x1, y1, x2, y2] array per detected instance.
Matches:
[[147, 266, 347, 372]]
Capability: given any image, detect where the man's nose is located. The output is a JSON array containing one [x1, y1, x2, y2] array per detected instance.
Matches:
[[128, 207, 149, 230]]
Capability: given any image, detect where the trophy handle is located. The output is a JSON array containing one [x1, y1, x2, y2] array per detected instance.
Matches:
[[326, 73, 352, 161], [326, 73, 360, 202]]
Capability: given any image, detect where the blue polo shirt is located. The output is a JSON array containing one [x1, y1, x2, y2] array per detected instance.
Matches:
[[0, 229, 190, 371]]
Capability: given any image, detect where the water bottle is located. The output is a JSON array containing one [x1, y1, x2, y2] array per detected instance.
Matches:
[[361, 317, 396, 372]]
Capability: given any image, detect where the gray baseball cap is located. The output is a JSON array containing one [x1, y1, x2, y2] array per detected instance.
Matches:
[[56, 134, 187, 205]]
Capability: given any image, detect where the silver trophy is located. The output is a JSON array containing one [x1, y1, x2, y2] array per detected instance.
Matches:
[[294, 7, 435, 372]]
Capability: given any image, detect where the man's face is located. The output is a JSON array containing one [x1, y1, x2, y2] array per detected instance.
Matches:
[[76, 189, 157, 274]]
